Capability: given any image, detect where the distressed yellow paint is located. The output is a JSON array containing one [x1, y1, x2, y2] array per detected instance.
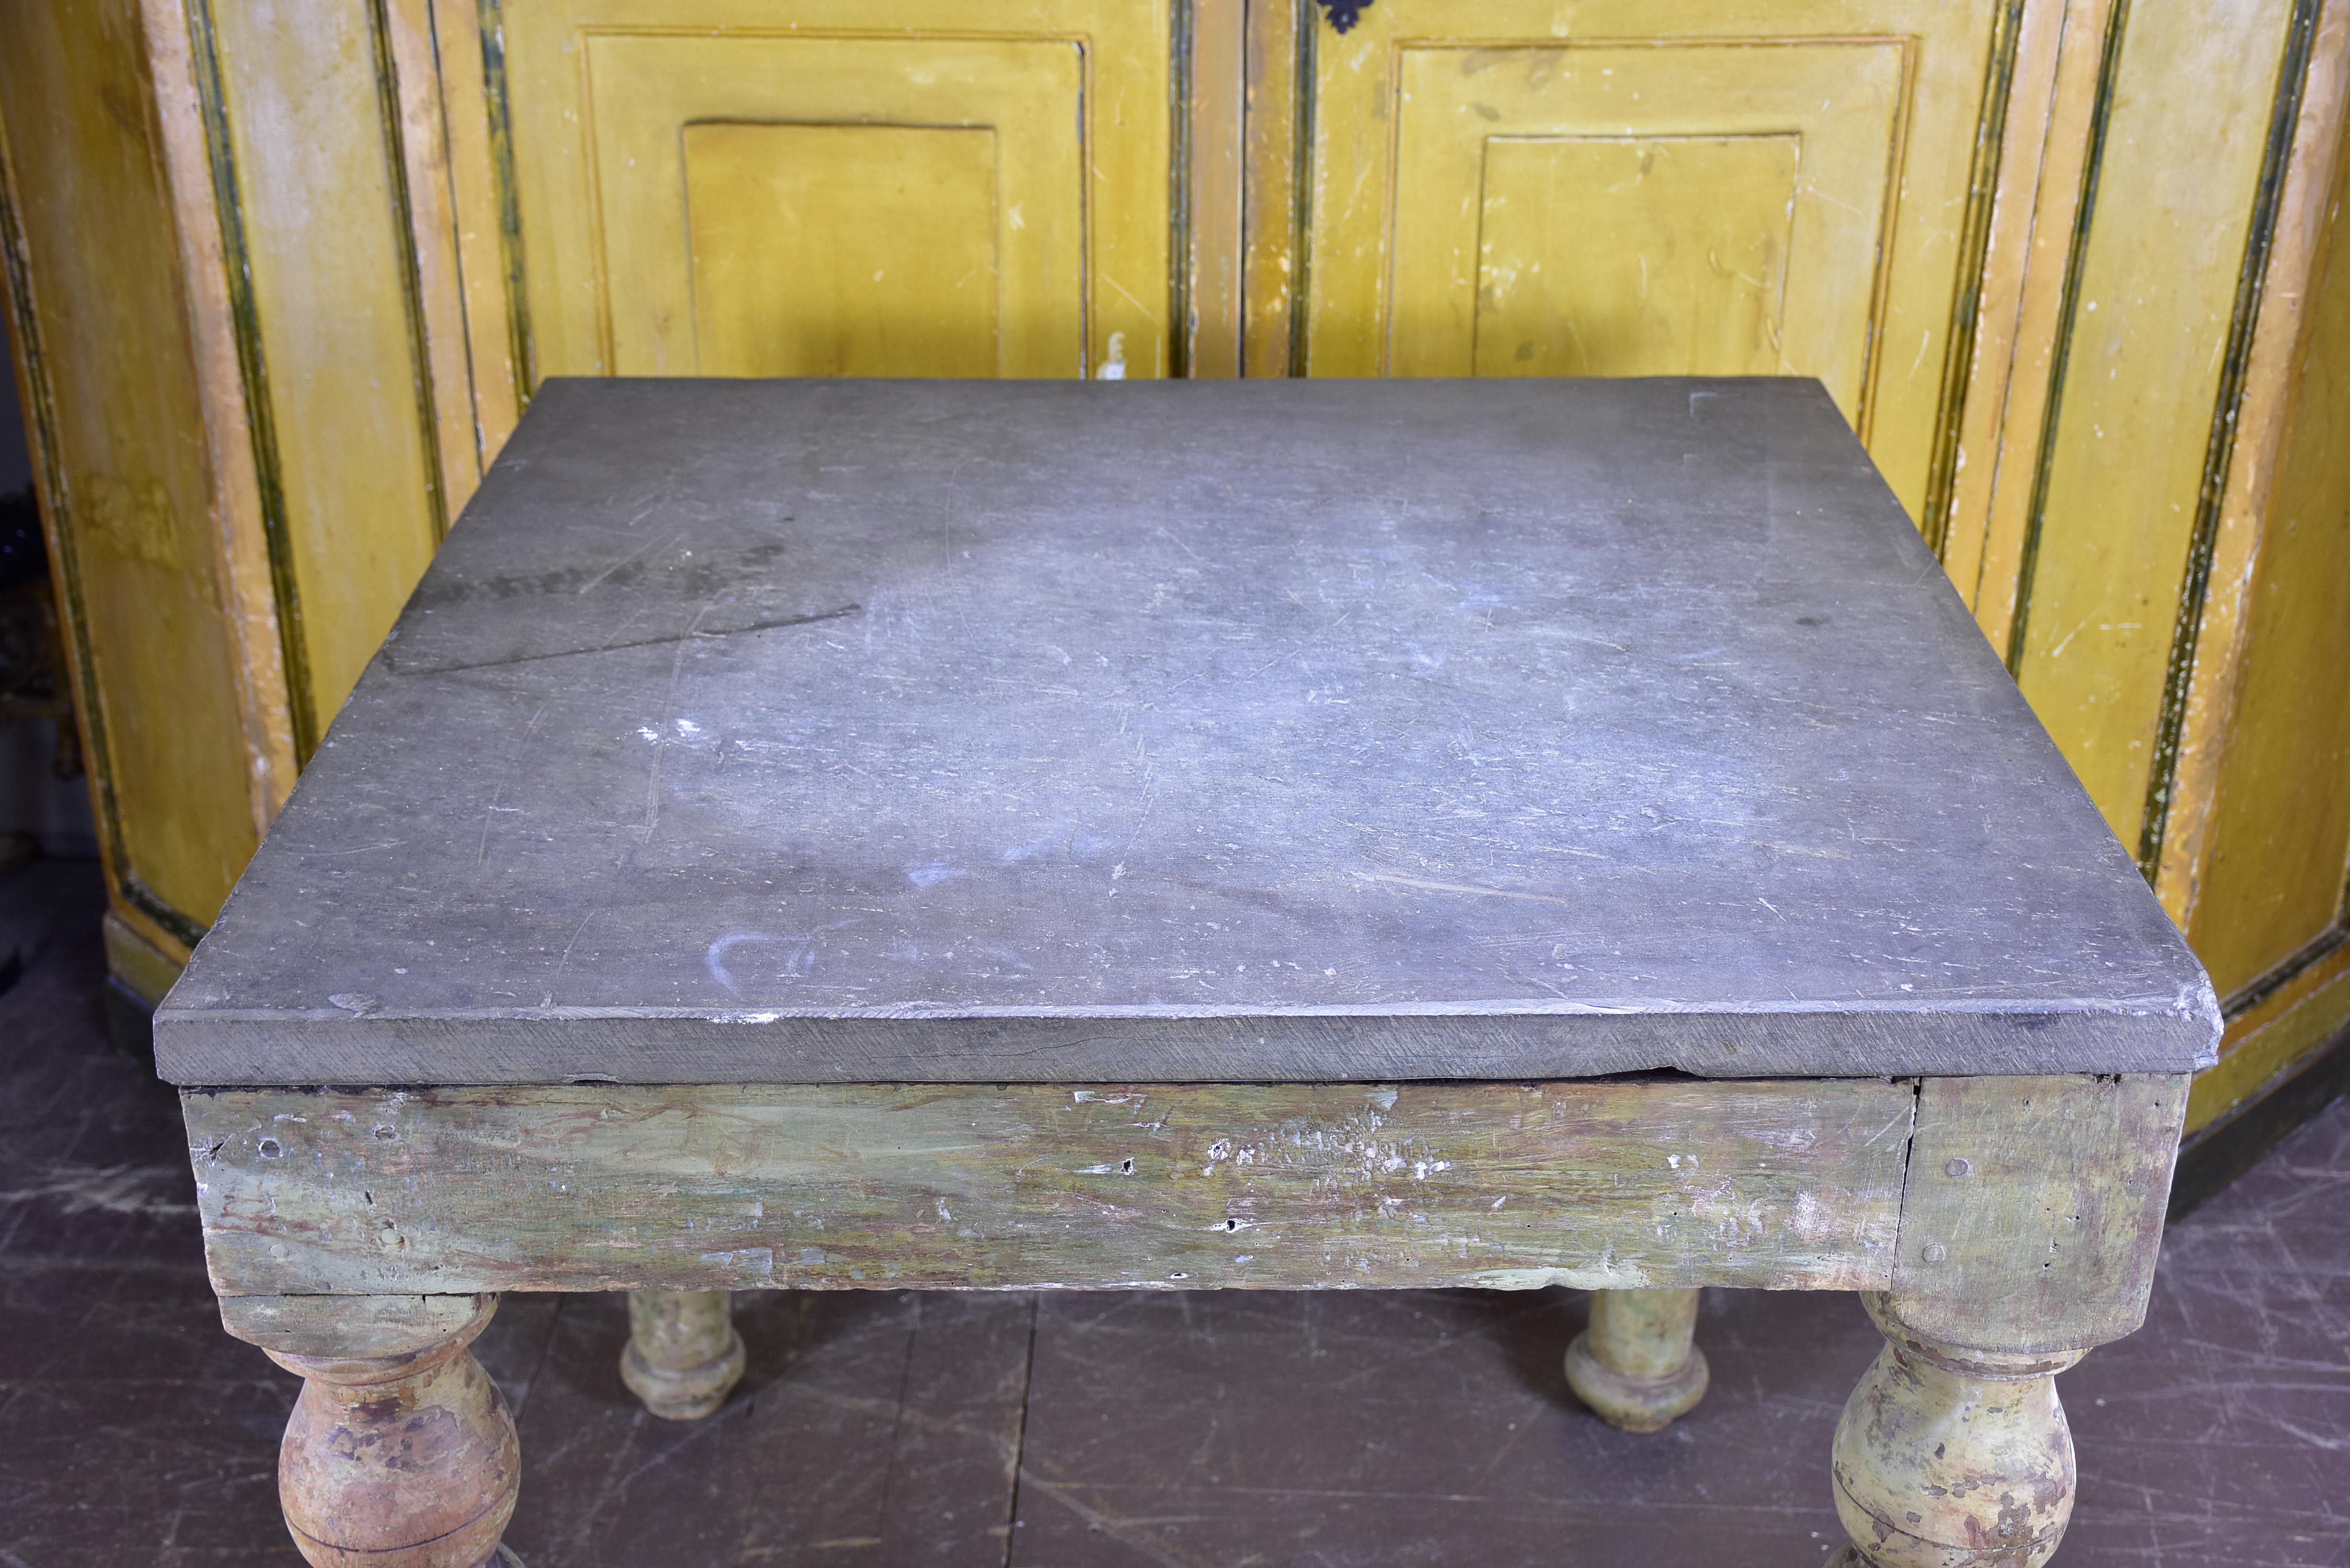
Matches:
[[1382, 42, 1900, 411], [2012, 0, 2296, 848], [425, 0, 523, 463], [1471, 134, 1801, 381], [683, 123, 1003, 379], [2183, 126, 2350, 996], [205, 0, 446, 739], [0, 0, 266, 933], [499, 0, 1172, 384], [2186, 952, 2350, 1135], [1301, 0, 2007, 524], [382, 0, 486, 519], [102, 910, 185, 1009], [1240, 0, 1303, 377], [590, 39, 1075, 377], [1941, 0, 2102, 610], [1187, 0, 1249, 377], [2153, 0, 2350, 940]]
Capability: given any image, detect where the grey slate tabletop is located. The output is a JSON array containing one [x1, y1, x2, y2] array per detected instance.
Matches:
[[155, 377, 2219, 1087]]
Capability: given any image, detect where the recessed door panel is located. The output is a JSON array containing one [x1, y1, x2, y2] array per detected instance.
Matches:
[[1473, 134, 1802, 380], [1303, 1, 2009, 524], [497, 0, 1172, 382], [683, 123, 1003, 378], [1388, 40, 1903, 407]]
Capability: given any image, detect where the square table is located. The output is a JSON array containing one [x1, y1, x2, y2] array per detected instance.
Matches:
[[158, 377, 2216, 1568]]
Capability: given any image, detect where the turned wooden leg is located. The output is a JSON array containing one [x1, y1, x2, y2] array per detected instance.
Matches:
[[1563, 1286, 1710, 1433], [1829, 1294, 2083, 1568], [221, 1294, 519, 1568], [620, 1288, 746, 1420]]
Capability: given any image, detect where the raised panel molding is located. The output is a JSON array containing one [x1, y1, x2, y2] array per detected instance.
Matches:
[[1471, 133, 1802, 381], [1298, 1, 2012, 528], [1380, 40, 1906, 416], [682, 122, 1006, 378], [488, 0, 1174, 386], [578, 34, 1081, 378]]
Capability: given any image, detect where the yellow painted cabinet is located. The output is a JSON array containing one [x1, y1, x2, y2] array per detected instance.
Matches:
[[3, 0, 2348, 1150], [493, 0, 1175, 384], [1299, 2, 1994, 528]]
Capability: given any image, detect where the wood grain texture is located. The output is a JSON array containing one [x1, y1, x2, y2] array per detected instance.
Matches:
[[1386, 44, 1898, 403], [183, 1077, 1914, 1298], [676, 119, 1012, 377], [101, 907, 186, 1008], [382, 0, 483, 523], [1885, 1074, 2185, 1355]]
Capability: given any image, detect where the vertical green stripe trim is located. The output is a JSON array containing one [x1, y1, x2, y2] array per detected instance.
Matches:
[[476, 0, 535, 407], [1287, 0, 1315, 377], [121, 875, 208, 949], [365, 0, 451, 541], [1921, 0, 2029, 557], [183, 0, 318, 761], [2136, 0, 2325, 878], [1169, 0, 1195, 378], [2005, 0, 2134, 676]]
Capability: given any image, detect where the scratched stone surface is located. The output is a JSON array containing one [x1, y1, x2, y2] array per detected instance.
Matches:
[[152, 376, 2216, 1086], [1, 862, 2344, 1565]]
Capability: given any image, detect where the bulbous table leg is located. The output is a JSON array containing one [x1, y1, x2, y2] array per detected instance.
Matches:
[[1563, 1286, 1710, 1433], [261, 1297, 520, 1568], [621, 1288, 746, 1420], [1829, 1294, 2084, 1568]]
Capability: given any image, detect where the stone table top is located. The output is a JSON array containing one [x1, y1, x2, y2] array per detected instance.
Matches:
[[155, 377, 2217, 1086]]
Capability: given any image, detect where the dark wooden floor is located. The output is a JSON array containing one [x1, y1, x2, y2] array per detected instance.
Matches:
[[2, 858, 2344, 1567]]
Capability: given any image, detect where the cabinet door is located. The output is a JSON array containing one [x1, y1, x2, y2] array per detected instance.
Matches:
[[1296, 0, 2016, 524], [490, 0, 1174, 383]]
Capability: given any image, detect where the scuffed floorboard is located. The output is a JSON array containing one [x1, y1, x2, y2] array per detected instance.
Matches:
[[1006, 1286, 1876, 1566], [1, 861, 2343, 1567], [501, 1291, 1034, 1567]]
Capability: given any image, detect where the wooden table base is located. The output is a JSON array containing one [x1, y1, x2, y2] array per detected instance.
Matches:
[[1563, 1286, 1710, 1433], [619, 1290, 746, 1421], [223, 1282, 2095, 1568], [194, 1071, 2184, 1566]]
